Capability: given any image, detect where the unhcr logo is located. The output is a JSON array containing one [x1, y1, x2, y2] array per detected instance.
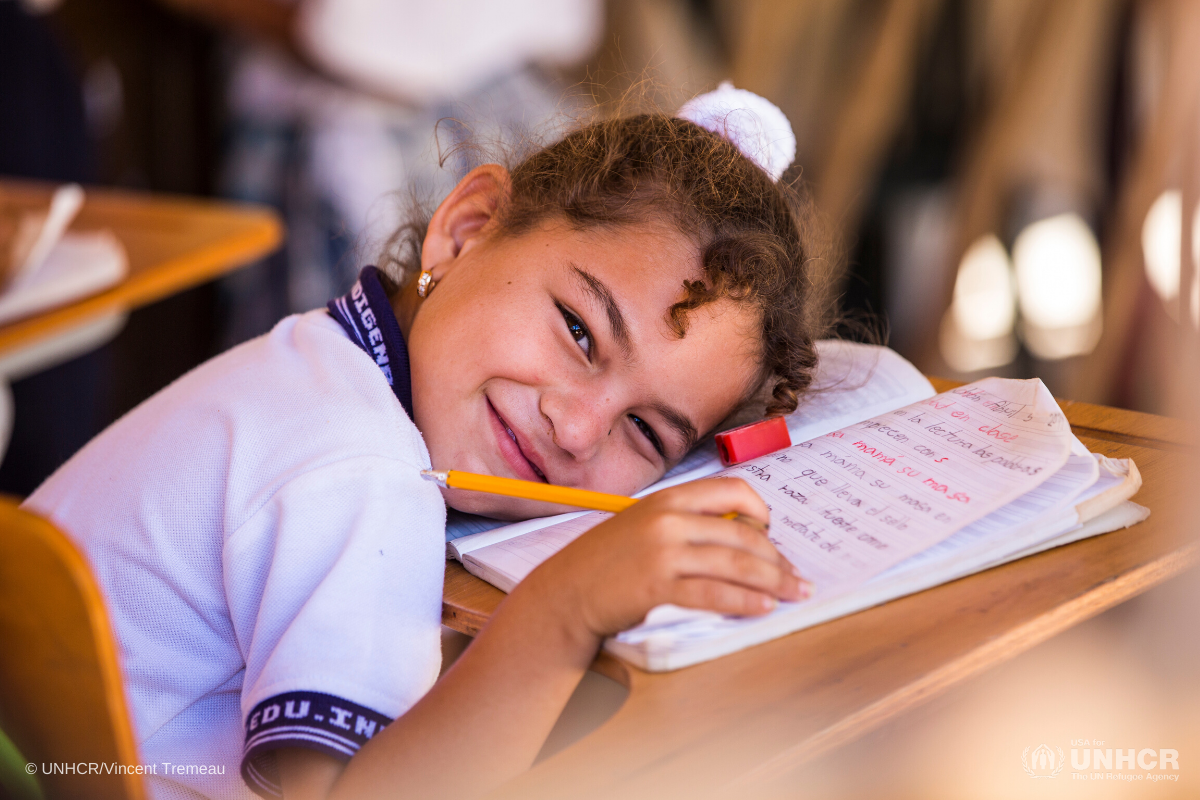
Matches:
[[1022, 744, 1065, 777], [1022, 739, 1182, 782]]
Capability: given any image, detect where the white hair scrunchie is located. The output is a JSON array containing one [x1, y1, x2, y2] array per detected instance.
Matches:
[[676, 81, 797, 183]]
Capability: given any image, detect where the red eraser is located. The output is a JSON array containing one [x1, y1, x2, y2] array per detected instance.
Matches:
[[714, 416, 791, 466]]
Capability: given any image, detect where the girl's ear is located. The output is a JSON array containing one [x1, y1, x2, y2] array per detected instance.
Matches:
[[420, 164, 511, 278]]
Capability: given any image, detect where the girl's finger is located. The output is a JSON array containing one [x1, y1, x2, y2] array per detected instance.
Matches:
[[669, 577, 780, 617], [670, 513, 797, 574], [651, 477, 770, 527], [672, 543, 806, 602]]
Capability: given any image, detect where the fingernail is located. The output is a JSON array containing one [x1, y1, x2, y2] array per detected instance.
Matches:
[[798, 579, 813, 599], [761, 595, 777, 611]]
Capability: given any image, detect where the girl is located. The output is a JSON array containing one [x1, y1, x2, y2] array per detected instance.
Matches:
[[24, 84, 835, 799]]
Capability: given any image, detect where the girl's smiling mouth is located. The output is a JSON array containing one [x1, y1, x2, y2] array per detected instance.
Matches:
[[486, 396, 548, 482]]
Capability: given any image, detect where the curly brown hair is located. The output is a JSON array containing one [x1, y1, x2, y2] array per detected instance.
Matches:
[[380, 111, 840, 421]]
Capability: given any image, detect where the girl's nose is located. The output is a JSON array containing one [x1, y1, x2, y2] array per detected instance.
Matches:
[[539, 385, 615, 462]]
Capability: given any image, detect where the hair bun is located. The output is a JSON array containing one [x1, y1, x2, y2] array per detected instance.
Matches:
[[676, 82, 796, 182]]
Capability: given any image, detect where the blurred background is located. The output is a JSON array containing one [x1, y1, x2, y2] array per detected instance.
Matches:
[[2, 0, 1198, 797]]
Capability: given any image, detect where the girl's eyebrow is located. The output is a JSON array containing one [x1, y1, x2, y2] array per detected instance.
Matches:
[[651, 401, 699, 454], [570, 264, 633, 359]]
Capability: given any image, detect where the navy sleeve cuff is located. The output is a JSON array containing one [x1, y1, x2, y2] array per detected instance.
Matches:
[[241, 691, 393, 798]]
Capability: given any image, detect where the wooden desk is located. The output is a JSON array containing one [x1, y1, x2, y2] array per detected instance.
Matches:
[[0, 180, 282, 358], [441, 383, 1198, 800]]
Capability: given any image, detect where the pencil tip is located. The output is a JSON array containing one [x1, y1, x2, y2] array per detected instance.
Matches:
[[420, 469, 450, 488]]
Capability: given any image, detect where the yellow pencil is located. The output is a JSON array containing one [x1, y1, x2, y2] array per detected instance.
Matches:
[[419, 469, 766, 529]]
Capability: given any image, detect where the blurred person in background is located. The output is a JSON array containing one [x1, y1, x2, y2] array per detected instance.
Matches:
[[158, 0, 603, 346]]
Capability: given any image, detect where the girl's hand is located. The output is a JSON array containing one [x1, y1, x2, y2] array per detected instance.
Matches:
[[517, 477, 810, 643]]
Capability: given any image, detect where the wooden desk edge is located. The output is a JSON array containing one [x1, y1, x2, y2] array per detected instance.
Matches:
[[0, 186, 283, 357], [730, 540, 1200, 788], [0, 218, 282, 357]]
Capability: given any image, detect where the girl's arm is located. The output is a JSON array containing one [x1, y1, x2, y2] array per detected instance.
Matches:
[[276, 478, 806, 799]]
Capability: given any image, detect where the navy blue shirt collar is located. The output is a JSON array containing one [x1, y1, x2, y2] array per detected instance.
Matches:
[[327, 266, 414, 420]]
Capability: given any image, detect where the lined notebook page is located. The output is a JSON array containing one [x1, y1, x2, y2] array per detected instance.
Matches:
[[610, 451, 1104, 647], [604, 504, 1148, 671], [608, 458, 1141, 668], [875, 447, 1100, 578], [448, 341, 933, 550], [745, 377, 1072, 597], [613, 448, 1107, 642], [463, 377, 1072, 600]]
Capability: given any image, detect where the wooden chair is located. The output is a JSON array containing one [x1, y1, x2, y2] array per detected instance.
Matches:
[[0, 497, 144, 800]]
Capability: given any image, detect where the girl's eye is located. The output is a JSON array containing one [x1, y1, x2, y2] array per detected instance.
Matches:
[[630, 414, 665, 458], [557, 303, 591, 356]]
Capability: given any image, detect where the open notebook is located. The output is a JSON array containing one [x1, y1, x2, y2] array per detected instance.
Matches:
[[1, 184, 128, 326], [447, 343, 1147, 671], [0, 230, 127, 326]]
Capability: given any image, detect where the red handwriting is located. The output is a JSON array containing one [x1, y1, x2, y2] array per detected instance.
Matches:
[[852, 440, 897, 466], [977, 423, 1018, 443], [922, 477, 970, 503]]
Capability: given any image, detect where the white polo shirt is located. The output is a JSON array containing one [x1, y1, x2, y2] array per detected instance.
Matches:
[[24, 308, 447, 799]]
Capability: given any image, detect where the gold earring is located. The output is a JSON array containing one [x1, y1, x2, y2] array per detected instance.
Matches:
[[416, 270, 436, 298]]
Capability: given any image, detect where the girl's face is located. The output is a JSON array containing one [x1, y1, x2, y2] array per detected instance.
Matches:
[[401, 168, 763, 519]]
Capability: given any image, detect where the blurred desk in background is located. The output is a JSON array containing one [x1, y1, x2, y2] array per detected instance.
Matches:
[[0, 179, 281, 360], [442, 387, 1197, 800], [0, 179, 282, 454]]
